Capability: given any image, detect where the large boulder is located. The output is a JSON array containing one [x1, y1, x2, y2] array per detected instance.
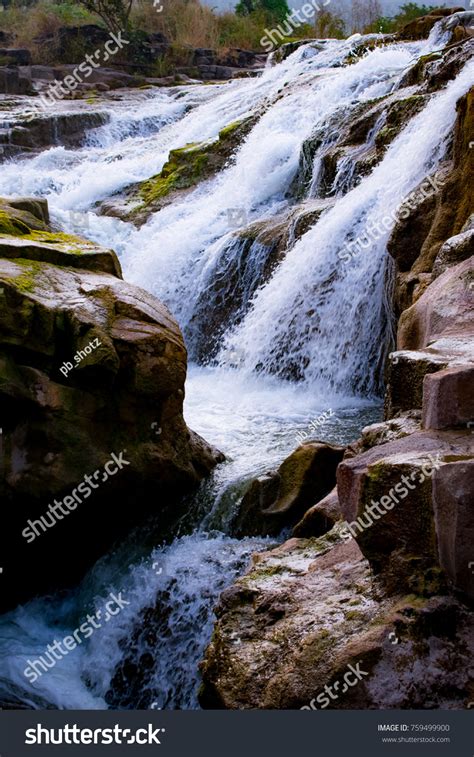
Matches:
[[292, 487, 341, 538], [199, 530, 473, 709], [0, 198, 222, 611], [231, 442, 345, 537], [337, 430, 473, 594]]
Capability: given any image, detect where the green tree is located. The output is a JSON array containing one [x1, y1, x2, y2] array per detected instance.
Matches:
[[369, 3, 438, 34], [394, 2, 438, 25], [236, 0, 290, 23], [314, 9, 346, 38], [77, 0, 133, 33]]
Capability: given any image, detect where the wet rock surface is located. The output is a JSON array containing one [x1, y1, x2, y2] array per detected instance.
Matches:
[[231, 442, 345, 538], [200, 45, 474, 709], [0, 198, 223, 612]]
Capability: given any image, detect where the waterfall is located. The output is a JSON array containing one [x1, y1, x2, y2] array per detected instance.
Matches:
[[219, 61, 474, 394], [0, 26, 472, 710]]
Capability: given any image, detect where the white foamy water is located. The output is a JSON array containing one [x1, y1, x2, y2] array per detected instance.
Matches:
[[0, 24, 470, 710], [220, 59, 474, 394]]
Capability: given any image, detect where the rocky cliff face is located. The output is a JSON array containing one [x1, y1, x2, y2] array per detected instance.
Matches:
[[199, 42, 474, 710], [0, 198, 223, 612]]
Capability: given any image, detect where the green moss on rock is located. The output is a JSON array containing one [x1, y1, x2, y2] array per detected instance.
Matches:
[[138, 116, 255, 209], [1, 258, 45, 293], [0, 210, 31, 237], [140, 142, 211, 205], [375, 95, 426, 152]]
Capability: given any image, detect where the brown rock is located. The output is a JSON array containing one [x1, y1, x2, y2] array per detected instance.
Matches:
[[231, 442, 345, 537], [387, 172, 441, 271], [397, 257, 474, 351], [433, 460, 474, 598], [422, 364, 474, 429], [385, 349, 451, 416], [337, 429, 473, 592], [292, 487, 341, 537], [388, 84, 473, 278], [199, 529, 473, 709], [0, 199, 222, 611], [412, 87, 474, 272], [396, 8, 464, 40]]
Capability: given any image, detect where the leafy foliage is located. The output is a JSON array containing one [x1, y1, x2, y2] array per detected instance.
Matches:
[[77, 0, 133, 32], [235, 0, 290, 23], [314, 10, 346, 39], [365, 2, 439, 33]]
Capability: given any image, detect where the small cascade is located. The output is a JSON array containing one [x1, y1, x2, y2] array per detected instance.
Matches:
[[0, 24, 471, 711]]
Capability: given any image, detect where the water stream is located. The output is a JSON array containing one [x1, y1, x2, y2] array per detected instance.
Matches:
[[0, 25, 472, 709]]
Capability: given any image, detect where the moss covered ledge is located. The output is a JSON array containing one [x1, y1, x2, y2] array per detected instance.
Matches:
[[139, 116, 256, 208], [0, 198, 122, 278], [96, 116, 257, 225]]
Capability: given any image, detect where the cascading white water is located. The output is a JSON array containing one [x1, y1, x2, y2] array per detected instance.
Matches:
[[0, 24, 472, 709], [0, 371, 379, 710], [219, 60, 474, 394]]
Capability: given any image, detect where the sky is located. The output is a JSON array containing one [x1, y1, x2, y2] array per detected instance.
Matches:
[[203, 0, 463, 14], [205, 0, 392, 9]]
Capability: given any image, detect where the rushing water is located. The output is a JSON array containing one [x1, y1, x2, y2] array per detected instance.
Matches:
[[0, 25, 472, 709]]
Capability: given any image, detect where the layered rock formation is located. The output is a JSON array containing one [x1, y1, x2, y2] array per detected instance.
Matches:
[[0, 110, 110, 161], [0, 25, 266, 99], [0, 197, 223, 612], [199, 42, 474, 710], [99, 117, 257, 225]]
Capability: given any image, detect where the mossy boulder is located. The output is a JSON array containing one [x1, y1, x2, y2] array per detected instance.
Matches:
[[0, 197, 223, 612], [140, 117, 255, 204], [0, 197, 49, 235], [374, 95, 426, 152], [337, 429, 473, 593], [0, 231, 122, 277], [231, 442, 345, 537]]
